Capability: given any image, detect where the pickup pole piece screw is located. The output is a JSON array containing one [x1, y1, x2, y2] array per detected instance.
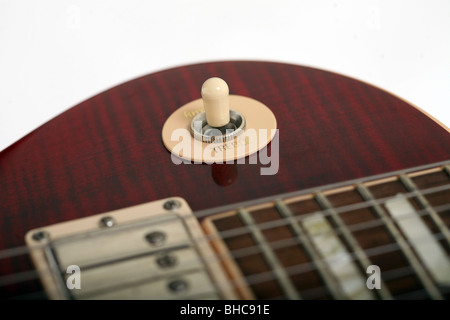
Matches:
[[168, 279, 188, 294], [145, 231, 166, 246]]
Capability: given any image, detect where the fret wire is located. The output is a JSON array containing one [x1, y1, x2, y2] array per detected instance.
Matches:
[[237, 208, 301, 300], [314, 192, 392, 299], [274, 200, 346, 299], [399, 174, 450, 246], [356, 183, 443, 300]]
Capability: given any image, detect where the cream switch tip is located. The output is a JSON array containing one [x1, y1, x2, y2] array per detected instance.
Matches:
[[201, 77, 230, 127]]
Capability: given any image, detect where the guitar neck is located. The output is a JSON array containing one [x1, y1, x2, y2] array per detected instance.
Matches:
[[202, 160, 450, 299]]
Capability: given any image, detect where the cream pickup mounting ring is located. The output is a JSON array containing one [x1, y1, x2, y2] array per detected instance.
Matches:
[[162, 77, 277, 163]]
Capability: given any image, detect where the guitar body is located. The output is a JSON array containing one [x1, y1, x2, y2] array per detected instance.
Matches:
[[1, 61, 449, 299]]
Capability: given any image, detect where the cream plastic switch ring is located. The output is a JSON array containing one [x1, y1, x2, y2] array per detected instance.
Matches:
[[162, 77, 277, 163]]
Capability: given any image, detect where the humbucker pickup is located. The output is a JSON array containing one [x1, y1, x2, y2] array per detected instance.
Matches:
[[25, 198, 236, 300]]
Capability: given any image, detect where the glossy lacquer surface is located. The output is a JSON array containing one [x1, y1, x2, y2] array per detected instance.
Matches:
[[0, 61, 449, 298]]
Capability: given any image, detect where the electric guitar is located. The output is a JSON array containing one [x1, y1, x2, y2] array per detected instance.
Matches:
[[1, 61, 449, 300]]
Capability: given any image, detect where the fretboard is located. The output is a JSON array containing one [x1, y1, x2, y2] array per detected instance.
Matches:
[[202, 160, 450, 300]]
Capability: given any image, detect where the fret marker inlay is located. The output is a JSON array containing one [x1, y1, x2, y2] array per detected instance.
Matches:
[[385, 194, 450, 286], [302, 213, 374, 299]]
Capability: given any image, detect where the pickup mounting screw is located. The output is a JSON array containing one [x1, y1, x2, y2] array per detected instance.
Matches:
[[163, 199, 181, 211], [32, 231, 49, 242]]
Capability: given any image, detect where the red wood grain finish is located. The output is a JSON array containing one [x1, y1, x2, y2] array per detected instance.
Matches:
[[0, 61, 449, 297]]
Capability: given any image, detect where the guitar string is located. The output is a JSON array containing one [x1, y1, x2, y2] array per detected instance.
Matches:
[[1, 179, 449, 261], [1, 203, 449, 299]]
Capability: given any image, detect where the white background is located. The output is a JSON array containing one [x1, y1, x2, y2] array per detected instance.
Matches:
[[0, 0, 449, 152]]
